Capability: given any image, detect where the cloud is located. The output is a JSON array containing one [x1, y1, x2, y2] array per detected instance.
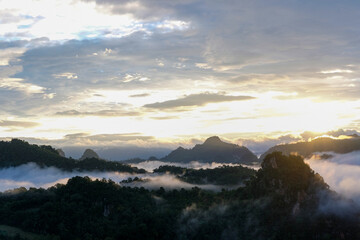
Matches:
[[0, 78, 45, 94], [300, 129, 360, 141], [53, 72, 78, 79], [143, 93, 255, 110], [129, 93, 150, 98], [0, 120, 39, 128], [306, 151, 360, 204], [130, 160, 259, 173], [0, 0, 360, 141], [79, 0, 190, 21], [0, 162, 138, 192], [56, 109, 140, 117], [0, 162, 229, 192], [87, 133, 154, 142], [320, 69, 353, 74], [0, 47, 25, 66]]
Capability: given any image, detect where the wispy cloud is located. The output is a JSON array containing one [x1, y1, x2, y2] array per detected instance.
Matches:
[[56, 109, 141, 117], [0, 162, 232, 192], [143, 93, 255, 110], [0, 78, 45, 94]]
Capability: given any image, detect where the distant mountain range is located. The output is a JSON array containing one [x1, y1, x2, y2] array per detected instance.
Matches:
[[260, 137, 360, 160], [161, 136, 259, 164], [5, 136, 359, 172], [0, 139, 144, 173]]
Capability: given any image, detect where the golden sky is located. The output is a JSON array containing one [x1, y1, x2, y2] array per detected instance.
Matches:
[[0, 0, 360, 148]]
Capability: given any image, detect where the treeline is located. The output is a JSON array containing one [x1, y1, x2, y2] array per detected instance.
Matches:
[[0, 139, 145, 173], [0, 153, 359, 239], [154, 165, 256, 185]]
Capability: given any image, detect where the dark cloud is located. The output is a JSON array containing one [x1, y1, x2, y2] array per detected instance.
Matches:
[[143, 93, 255, 110], [80, 0, 196, 21], [0, 120, 39, 128], [56, 109, 140, 117], [129, 93, 150, 98], [64, 133, 89, 139]]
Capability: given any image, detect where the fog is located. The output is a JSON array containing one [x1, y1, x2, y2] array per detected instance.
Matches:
[[130, 160, 260, 172], [0, 162, 233, 192], [62, 146, 171, 161], [306, 151, 360, 204]]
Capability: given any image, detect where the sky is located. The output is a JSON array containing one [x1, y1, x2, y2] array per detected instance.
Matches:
[[1, 0, 360, 151]]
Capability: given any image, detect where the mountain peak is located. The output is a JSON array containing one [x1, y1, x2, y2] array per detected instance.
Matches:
[[203, 136, 222, 145], [162, 136, 259, 164], [80, 149, 100, 160]]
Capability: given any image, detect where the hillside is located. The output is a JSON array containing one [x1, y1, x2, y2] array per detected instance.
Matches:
[[260, 137, 360, 160], [153, 165, 257, 185], [0, 139, 145, 173], [161, 136, 259, 164], [0, 153, 358, 239]]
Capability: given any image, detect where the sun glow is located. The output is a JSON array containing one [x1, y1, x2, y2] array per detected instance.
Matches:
[[2, 93, 356, 142]]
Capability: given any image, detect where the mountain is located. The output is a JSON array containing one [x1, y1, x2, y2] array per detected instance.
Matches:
[[161, 136, 259, 164], [0, 139, 145, 173], [260, 137, 360, 161], [80, 148, 100, 160]]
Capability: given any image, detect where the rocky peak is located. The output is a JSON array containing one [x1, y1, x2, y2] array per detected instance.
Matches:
[[203, 136, 224, 146], [80, 149, 100, 160], [257, 152, 329, 199]]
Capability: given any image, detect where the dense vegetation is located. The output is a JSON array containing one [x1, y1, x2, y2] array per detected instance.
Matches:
[[0, 139, 145, 173], [260, 137, 360, 160], [0, 152, 359, 239], [154, 165, 256, 185]]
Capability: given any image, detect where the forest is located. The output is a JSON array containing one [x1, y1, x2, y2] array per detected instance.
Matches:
[[0, 152, 359, 240]]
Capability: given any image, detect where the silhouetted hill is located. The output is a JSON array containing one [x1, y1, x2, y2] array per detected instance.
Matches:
[[80, 148, 100, 160], [260, 137, 360, 160], [162, 136, 259, 164], [0, 139, 145, 173]]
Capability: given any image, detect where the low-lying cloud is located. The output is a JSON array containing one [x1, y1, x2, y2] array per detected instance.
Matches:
[[0, 163, 136, 192], [130, 160, 260, 172], [306, 151, 360, 204], [0, 162, 234, 193]]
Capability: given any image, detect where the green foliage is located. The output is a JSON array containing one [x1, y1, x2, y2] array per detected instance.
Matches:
[[153, 165, 187, 175], [153, 165, 256, 185]]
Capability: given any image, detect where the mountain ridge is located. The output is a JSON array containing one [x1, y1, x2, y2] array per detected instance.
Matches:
[[260, 137, 360, 160], [161, 136, 259, 164]]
